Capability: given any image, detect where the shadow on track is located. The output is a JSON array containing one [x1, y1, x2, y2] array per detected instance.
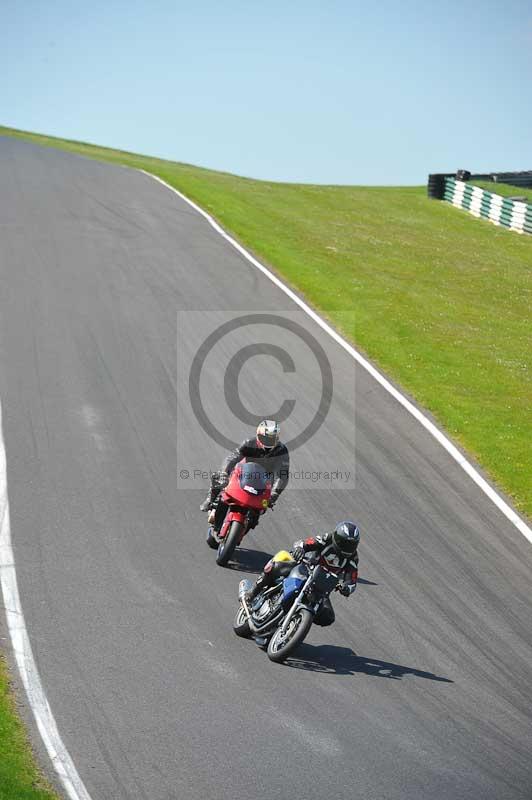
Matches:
[[226, 548, 273, 574], [284, 644, 453, 683]]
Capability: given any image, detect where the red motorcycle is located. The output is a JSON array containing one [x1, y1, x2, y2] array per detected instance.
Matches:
[[206, 460, 272, 566]]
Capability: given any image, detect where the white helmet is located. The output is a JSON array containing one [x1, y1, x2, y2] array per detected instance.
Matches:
[[256, 419, 280, 450]]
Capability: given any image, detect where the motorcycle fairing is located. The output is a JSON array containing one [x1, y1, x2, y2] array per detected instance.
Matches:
[[222, 459, 272, 511], [239, 461, 268, 493]]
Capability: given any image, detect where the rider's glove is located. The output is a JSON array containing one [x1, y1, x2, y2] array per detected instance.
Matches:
[[291, 544, 305, 562], [338, 583, 352, 597], [269, 492, 279, 508]]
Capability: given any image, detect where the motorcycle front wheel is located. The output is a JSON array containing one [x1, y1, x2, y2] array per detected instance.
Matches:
[[216, 520, 245, 566], [267, 608, 313, 663]]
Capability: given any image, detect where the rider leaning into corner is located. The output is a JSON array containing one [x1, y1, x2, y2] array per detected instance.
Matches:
[[245, 521, 360, 627], [200, 419, 290, 528]]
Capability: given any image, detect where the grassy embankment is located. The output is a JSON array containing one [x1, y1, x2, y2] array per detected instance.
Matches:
[[0, 656, 58, 799], [1, 125, 530, 517]]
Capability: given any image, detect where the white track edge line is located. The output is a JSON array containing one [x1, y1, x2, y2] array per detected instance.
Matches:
[[0, 401, 93, 800], [141, 169, 532, 544]]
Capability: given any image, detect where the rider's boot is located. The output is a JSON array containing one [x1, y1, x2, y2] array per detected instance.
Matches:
[[200, 472, 226, 512], [244, 574, 268, 603], [200, 490, 213, 512]]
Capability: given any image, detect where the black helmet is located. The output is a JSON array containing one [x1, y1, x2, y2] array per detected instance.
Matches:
[[332, 521, 360, 557]]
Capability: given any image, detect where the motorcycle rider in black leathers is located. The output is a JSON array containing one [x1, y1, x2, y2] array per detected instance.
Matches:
[[200, 420, 290, 529], [246, 521, 360, 626]]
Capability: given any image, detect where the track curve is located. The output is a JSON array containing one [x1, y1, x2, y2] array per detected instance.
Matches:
[[1, 136, 531, 800]]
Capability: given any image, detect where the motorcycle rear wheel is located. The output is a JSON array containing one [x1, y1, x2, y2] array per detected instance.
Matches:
[[267, 608, 313, 663], [216, 520, 245, 566], [206, 526, 218, 549], [233, 605, 252, 638]]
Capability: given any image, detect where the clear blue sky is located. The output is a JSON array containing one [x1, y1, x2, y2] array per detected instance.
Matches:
[[3, 0, 531, 184]]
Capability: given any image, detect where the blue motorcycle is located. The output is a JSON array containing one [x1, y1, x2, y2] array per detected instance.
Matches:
[[234, 550, 340, 663]]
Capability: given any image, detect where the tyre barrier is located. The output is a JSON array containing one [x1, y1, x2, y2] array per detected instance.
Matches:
[[436, 176, 532, 236], [427, 173, 450, 200]]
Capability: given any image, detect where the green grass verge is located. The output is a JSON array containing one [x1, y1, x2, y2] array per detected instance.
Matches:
[[467, 180, 532, 201], [0, 655, 58, 799], [1, 125, 530, 522]]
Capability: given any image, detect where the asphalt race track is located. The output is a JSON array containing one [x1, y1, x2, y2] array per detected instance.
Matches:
[[1, 137, 531, 800]]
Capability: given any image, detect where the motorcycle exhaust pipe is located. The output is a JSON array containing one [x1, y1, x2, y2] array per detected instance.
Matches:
[[238, 579, 253, 622]]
